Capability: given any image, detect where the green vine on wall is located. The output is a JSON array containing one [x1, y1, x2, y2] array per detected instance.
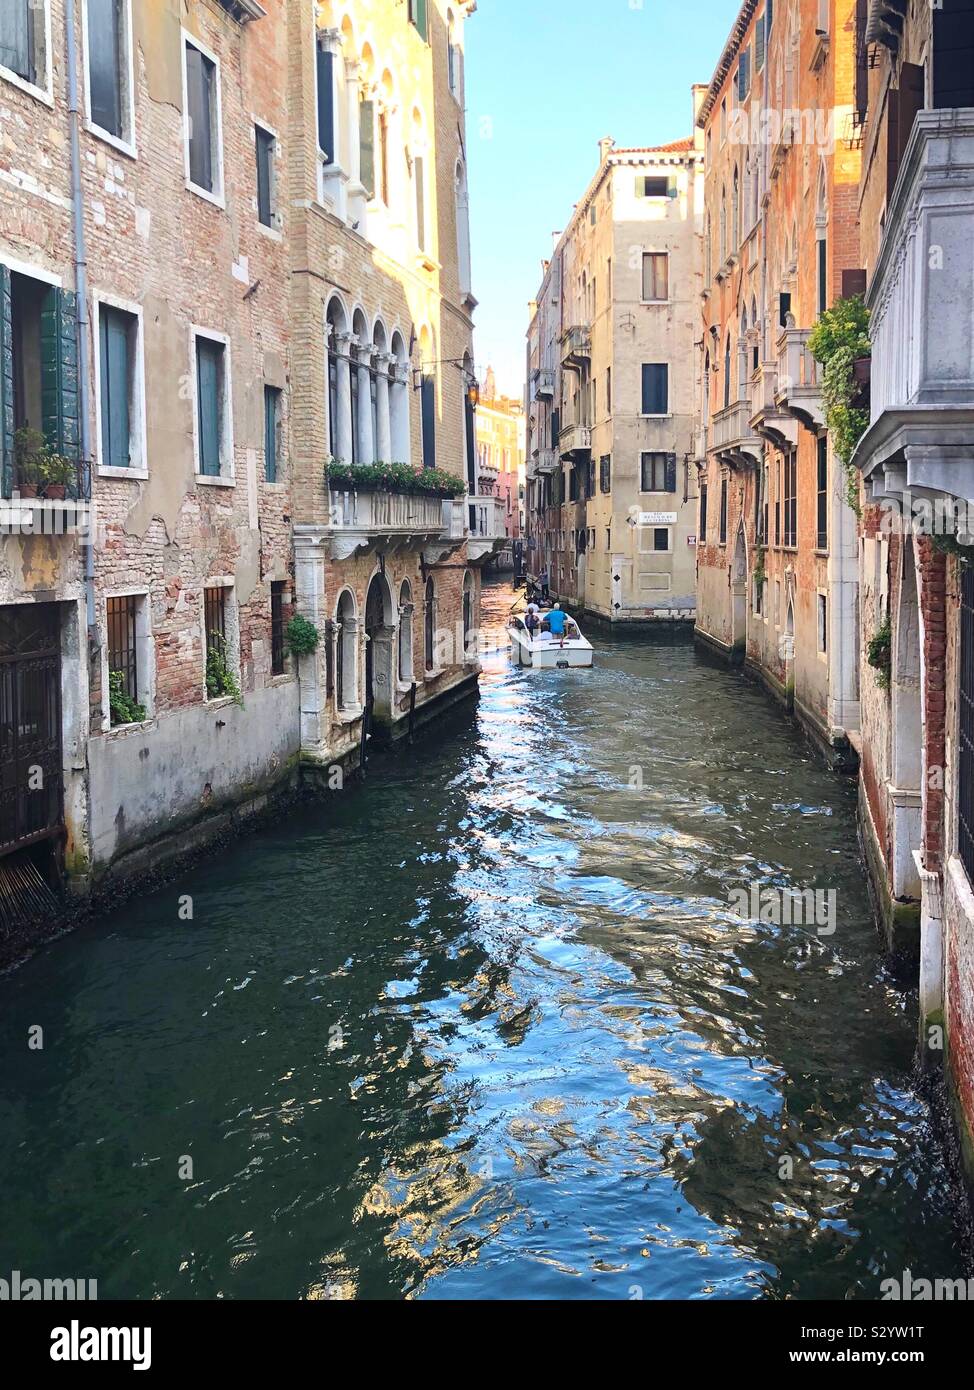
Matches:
[[867, 615, 892, 692], [286, 615, 320, 655], [807, 296, 871, 519], [206, 634, 244, 707], [753, 541, 766, 588], [109, 671, 147, 727]]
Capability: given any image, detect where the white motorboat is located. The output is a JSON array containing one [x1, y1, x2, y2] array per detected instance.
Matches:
[[508, 610, 594, 669]]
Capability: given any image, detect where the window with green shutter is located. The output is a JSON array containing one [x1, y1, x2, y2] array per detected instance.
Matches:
[[185, 38, 219, 196], [409, 0, 429, 42], [87, 0, 124, 139], [0, 1, 43, 86], [196, 337, 225, 477], [316, 37, 335, 161], [99, 305, 133, 469], [264, 385, 280, 483], [40, 284, 80, 464]]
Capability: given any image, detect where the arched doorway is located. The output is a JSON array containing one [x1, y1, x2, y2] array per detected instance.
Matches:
[[364, 571, 395, 723]]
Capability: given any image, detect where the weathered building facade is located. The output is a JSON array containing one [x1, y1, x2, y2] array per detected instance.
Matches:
[[694, 0, 862, 771], [475, 370, 524, 572], [1, 0, 484, 913], [850, 0, 974, 1178], [524, 128, 703, 626]]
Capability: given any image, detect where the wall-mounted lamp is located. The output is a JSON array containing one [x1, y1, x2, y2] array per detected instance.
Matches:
[[467, 380, 480, 410]]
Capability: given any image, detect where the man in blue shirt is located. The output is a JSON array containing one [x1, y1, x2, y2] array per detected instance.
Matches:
[[547, 604, 567, 638]]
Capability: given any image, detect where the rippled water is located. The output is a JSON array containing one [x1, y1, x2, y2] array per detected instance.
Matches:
[[0, 582, 967, 1300]]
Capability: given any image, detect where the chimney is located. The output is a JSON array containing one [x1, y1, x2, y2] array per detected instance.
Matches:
[[599, 136, 615, 164], [692, 84, 708, 151]]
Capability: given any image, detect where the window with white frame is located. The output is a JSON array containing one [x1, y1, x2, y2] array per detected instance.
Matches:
[[0, 0, 50, 98], [183, 32, 223, 202], [104, 591, 153, 727], [193, 330, 233, 480], [642, 252, 669, 302], [95, 297, 146, 474], [255, 123, 277, 228], [84, 0, 134, 151]]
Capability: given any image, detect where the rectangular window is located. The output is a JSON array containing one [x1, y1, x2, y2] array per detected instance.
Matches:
[[700, 483, 708, 541], [271, 581, 286, 676], [0, 0, 48, 91], [784, 452, 797, 546], [195, 335, 230, 478], [640, 452, 676, 493], [779, 291, 791, 328], [256, 125, 276, 227], [606, 367, 611, 414], [107, 594, 139, 711], [641, 364, 669, 416], [316, 35, 335, 161], [737, 46, 750, 101], [264, 385, 281, 483], [568, 466, 578, 502], [599, 455, 611, 494], [638, 175, 677, 199], [409, 0, 429, 43], [184, 36, 221, 199], [653, 528, 670, 553], [360, 98, 375, 200], [756, 10, 766, 71], [719, 477, 728, 544], [98, 303, 139, 471], [421, 373, 435, 469], [86, 0, 128, 142], [414, 154, 427, 251], [817, 593, 828, 654], [203, 585, 233, 696], [642, 252, 669, 302], [818, 235, 828, 314], [379, 109, 390, 205], [816, 436, 828, 550]]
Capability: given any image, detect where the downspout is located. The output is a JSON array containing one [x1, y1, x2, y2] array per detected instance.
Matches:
[[64, 0, 97, 646]]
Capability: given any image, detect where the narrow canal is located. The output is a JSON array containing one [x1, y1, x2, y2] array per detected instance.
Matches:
[[0, 582, 968, 1300]]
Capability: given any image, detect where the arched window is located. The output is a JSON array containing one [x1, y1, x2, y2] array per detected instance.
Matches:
[[411, 108, 428, 253], [398, 580, 413, 682], [336, 589, 357, 710], [724, 335, 732, 409], [351, 308, 371, 464], [732, 166, 739, 251], [326, 297, 349, 460], [719, 186, 727, 263], [705, 211, 712, 284], [390, 330, 410, 463], [424, 576, 436, 671]]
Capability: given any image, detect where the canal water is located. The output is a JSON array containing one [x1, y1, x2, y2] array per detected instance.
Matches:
[[0, 582, 968, 1300]]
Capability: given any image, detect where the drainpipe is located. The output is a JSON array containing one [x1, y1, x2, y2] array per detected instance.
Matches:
[[64, 0, 97, 646]]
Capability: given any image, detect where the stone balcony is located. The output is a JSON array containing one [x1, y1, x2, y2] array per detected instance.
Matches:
[[775, 325, 824, 432], [749, 362, 799, 450], [558, 422, 592, 458], [467, 494, 508, 566], [853, 110, 974, 506], [560, 325, 591, 368], [320, 487, 463, 561], [710, 398, 763, 468], [531, 366, 556, 400]]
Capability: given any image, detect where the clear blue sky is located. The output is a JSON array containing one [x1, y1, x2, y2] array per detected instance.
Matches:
[[465, 0, 736, 398]]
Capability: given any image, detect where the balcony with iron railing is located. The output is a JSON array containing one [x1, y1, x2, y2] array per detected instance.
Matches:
[[775, 322, 824, 431], [560, 325, 591, 367], [710, 397, 763, 467], [854, 110, 974, 504]]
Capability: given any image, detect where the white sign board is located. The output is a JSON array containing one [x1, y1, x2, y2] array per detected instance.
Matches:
[[638, 511, 678, 526]]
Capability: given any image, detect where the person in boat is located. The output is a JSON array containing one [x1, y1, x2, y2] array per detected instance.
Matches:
[[546, 603, 568, 639], [524, 601, 541, 638], [539, 568, 550, 602]]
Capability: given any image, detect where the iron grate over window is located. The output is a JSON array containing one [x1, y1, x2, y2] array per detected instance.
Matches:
[[204, 586, 226, 656], [959, 567, 974, 883], [107, 595, 138, 703], [271, 582, 285, 676]]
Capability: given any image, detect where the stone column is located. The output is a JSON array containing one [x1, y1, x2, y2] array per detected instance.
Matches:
[[293, 532, 328, 753], [375, 352, 394, 462], [334, 332, 355, 463], [356, 342, 376, 465], [391, 363, 411, 465]]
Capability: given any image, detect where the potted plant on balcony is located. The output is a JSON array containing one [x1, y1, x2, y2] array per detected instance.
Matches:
[[324, 459, 466, 500], [39, 449, 75, 501], [12, 426, 47, 498], [808, 295, 871, 517]]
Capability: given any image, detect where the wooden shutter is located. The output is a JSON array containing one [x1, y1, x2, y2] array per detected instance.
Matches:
[[256, 127, 273, 226], [88, 0, 122, 137], [0, 265, 12, 497], [664, 454, 677, 494], [264, 386, 277, 482], [360, 99, 375, 200], [0, 2, 31, 82], [100, 307, 131, 469], [756, 12, 766, 71], [421, 374, 435, 469], [185, 45, 212, 191], [196, 340, 222, 476], [316, 40, 335, 161], [415, 0, 429, 42], [40, 286, 80, 462], [642, 364, 667, 415]]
